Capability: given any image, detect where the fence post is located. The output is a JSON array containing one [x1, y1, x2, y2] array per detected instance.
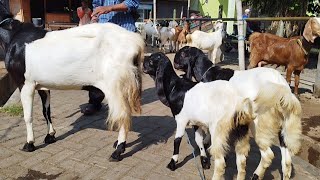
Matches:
[[218, 5, 223, 19], [314, 52, 320, 97], [236, 0, 245, 70], [199, 20, 202, 31]]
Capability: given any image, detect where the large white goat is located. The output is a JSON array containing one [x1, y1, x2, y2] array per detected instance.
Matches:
[[186, 20, 224, 63], [1, 2, 144, 162]]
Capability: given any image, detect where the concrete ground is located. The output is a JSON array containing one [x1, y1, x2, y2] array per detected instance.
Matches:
[[0, 53, 320, 179]]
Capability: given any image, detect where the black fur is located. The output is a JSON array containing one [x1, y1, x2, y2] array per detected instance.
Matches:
[[22, 142, 36, 152], [143, 52, 196, 116], [109, 141, 126, 162], [174, 46, 234, 82], [278, 131, 287, 147], [173, 137, 182, 155], [44, 134, 56, 144], [200, 156, 211, 169], [167, 158, 177, 171], [0, 3, 47, 87], [251, 173, 259, 180]]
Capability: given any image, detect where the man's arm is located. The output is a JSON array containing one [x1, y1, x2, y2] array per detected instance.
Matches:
[[92, 0, 140, 17]]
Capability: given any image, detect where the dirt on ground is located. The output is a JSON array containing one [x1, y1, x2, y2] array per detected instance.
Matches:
[[300, 94, 320, 142]]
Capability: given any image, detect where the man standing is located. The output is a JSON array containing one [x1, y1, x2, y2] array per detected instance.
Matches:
[[77, 0, 92, 26], [81, 0, 140, 115]]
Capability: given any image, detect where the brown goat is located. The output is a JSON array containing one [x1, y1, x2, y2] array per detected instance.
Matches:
[[173, 25, 183, 52], [176, 21, 190, 50], [248, 17, 320, 95]]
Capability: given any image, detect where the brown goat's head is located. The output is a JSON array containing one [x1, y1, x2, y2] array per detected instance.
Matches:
[[303, 17, 320, 43]]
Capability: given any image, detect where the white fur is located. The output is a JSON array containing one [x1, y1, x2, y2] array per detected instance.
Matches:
[[141, 21, 159, 46], [168, 20, 178, 28], [157, 26, 176, 53], [187, 21, 224, 63], [229, 67, 302, 179], [173, 80, 254, 180], [22, 23, 144, 151]]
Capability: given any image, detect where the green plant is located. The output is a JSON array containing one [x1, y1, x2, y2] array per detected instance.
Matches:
[[0, 105, 23, 117]]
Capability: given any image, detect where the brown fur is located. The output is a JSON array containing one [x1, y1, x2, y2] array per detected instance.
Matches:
[[248, 18, 320, 95], [177, 21, 190, 49]]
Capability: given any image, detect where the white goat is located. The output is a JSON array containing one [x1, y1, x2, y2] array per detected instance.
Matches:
[[142, 21, 160, 47], [157, 26, 176, 53], [169, 20, 178, 28], [143, 53, 291, 179], [186, 20, 225, 64], [229, 67, 302, 180]]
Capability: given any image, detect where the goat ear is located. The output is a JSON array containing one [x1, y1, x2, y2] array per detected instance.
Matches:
[[303, 18, 315, 43], [155, 60, 170, 106], [186, 58, 194, 80]]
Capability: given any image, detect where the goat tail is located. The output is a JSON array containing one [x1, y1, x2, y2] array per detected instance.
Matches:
[[129, 47, 144, 115], [254, 82, 302, 155], [235, 98, 255, 126], [107, 45, 144, 132], [279, 91, 302, 155]]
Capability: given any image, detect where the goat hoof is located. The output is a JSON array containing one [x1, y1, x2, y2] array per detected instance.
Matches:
[[251, 174, 259, 180], [113, 140, 118, 149], [200, 156, 211, 169], [22, 142, 36, 152], [44, 134, 56, 144], [166, 159, 177, 171], [109, 150, 122, 162]]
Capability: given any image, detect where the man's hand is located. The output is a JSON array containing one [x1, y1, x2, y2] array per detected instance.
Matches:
[[92, 6, 113, 17], [91, 15, 98, 23]]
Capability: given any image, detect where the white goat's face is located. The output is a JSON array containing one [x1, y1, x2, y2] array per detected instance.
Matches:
[[303, 17, 320, 43], [214, 20, 224, 31]]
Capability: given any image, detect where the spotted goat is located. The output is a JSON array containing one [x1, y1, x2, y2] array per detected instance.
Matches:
[[0, 2, 144, 161]]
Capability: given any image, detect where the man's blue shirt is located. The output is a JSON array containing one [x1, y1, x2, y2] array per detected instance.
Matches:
[[92, 0, 139, 32]]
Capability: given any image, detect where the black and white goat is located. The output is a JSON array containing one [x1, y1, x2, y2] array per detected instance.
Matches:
[[174, 46, 302, 180], [142, 52, 290, 179], [0, 3, 144, 161]]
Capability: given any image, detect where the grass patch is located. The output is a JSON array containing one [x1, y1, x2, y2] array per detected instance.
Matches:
[[0, 104, 23, 117]]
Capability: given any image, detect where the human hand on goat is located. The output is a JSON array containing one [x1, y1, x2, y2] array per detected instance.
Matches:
[[92, 6, 113, 17]]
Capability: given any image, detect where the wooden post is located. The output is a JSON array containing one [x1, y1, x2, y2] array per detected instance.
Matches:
[[236, 0, 245, 70], [187, 0, 190, 18], [314, 52, 320, 97], [153, 0, 156, 23]]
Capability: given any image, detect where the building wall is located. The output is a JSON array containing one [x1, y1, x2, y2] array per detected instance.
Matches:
[[156, 1, 188, 18], [198, 0, 228, 18], [10, 0, 31, 22]]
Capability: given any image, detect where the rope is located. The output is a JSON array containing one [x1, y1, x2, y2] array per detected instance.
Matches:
[[200, 66, 214, 81], [296, 38, 308, 56], [185, 130, 206, 180], [0, 18, 12, 25]]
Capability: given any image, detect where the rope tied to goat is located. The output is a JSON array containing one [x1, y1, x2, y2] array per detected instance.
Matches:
[[296, 38, 308, 56]]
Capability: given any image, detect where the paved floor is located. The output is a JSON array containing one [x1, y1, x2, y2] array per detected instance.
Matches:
[[0, 54, 320, 180]]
